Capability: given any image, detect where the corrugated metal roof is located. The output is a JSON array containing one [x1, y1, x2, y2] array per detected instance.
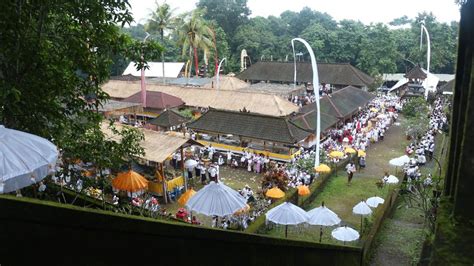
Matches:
[[122, 62, 185, 78]]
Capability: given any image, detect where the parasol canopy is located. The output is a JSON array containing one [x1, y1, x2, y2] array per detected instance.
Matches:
[[307, 204, 341, 226], [186, 181, 247, 217], [184, 159, 198, 169], [0, 125, 58, 194], [353, 201, 373, 216], [266, 187, 285, 199], [366, 196, 385, 208], [112, 170, 149, 192], [331, 226, 360, 243], [329, 151, 344, 158], [266, 202, 308, 225], [385, 175, 399, 184], [345, 147, 356, 154], [357, 150, 366, 157], [389, 155, 410, 167], [178, 188, 196, 206], [314, 164, 331, 173], [297, 185, 310, 196]]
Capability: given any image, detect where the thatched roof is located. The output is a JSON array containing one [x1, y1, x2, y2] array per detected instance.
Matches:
[[237, 61, 374, 87], [102, 80, 299, 117], [440, 79, 455, 92], [148, 109, 190, 128], [202, 76, 250, 91], [101, 122, 199, 163], [291, 86, 375, 131], [187, 109, 312, 144], [98, 100, 143, 113], [404, 66, 427, 80], [123, 91, 184, 110]]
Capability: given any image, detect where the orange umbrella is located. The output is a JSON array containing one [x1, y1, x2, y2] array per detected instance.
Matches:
[[314, 164, 331, 173], [178, 189, 197, 206], [266, 187, 285, 199], [234, 204, 251, 215], [297, 185, 310, 196], [112, 170, 148, 192]]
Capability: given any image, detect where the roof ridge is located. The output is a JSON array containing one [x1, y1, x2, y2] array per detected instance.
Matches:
[[207, 107, 286, 119], [349, 65, 372, 85], [325, 95, 343, 118]]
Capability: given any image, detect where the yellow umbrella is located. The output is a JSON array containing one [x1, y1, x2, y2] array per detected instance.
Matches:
[[266, 187, 285, 199], [112, 170, 148, 192], [329, 151, 344, 158], [297, 185, 310, 196], [234, 204, 251, 215], [358, 150, 366, 157], [345, 147, 357, 154], [370, 107, 378, 112], [178, 188, 196, 206], [314, 163, 331, 173]]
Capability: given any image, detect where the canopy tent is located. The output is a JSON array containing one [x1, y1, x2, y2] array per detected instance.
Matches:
[[0, 125, 58, 194], [185, 181, 247, 217]]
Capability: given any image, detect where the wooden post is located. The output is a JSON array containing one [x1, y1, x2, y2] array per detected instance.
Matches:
[[181, 146, 187, 191], [160, 163, 167, 204]]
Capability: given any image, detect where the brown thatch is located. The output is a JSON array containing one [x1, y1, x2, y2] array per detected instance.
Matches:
[[102, 80, 299, 117], [237, 61, 374, 87], [101, 122, 197, 163], [98, 100, 143, 114], [202, 76, 250, 91]]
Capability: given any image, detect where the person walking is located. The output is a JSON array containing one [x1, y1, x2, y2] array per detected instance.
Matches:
[[346, 161, 356, 184]]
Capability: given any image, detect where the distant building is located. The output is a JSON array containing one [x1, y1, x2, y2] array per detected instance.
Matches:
[[237, 61, 375, 91]]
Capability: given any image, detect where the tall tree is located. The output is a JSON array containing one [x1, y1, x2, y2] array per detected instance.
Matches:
[[197, 0, 250, 36], [175, 9, 213, 76], [145, 1, 176, 83]]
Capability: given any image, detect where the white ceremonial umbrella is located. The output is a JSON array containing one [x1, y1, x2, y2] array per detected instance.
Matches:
[[307, 202, 341, 242], [0, 125, 58, 194], [366, 196, 385, 208], [184, 159, 198, 169], [266, 202, 309, 238], [186, 181, 247, 217], [386, 175, 399, 184], [389, 155, 410, 167], [353, 200, 373, 230], [331, 226, 360, 245]]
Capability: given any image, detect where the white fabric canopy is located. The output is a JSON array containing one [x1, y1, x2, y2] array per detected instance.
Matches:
[[185, 181, 247, 217], [331, 226, 360, 242], [366, 196, 385, 208], [0, 125, 58, 193], [389, 155, 410, 167], [184, 159, 198, 169], [386, 175, 399, 184], [353, 201, 373, 216], [307, 205, 341, 226], [266, 202, 308, 225]]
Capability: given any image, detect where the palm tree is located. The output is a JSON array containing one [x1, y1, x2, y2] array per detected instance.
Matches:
[[176, 9, 213, 77], [145, 1, 176, 84]]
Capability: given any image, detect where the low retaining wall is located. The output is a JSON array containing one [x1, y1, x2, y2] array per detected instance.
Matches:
[[0, 195, 362, 265]]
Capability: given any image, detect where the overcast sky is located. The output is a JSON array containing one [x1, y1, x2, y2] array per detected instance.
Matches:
[[128, 0, 460, 26]]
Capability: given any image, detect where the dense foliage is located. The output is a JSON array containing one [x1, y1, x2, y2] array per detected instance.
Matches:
[[116, 1, 458, 77], [0, 1, 156, 170]]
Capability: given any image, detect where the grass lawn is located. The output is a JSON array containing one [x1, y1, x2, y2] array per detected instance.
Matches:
[[263, 117, 411, 245]]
